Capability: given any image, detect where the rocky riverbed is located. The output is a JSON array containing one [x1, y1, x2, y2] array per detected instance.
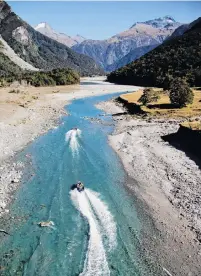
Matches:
[[0, 77, 139, 217], [97, 99, 201, 276]]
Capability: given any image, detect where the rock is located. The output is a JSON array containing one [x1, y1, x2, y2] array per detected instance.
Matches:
[[38, 221, 54, 227], [0, 229, 10, 235], [11, 178, 20, 183], [0, 202, 6, 209]]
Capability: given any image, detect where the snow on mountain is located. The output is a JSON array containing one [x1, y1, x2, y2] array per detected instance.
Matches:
[[130, 16, 179, 29], [34, 22, 85, 47], [73, 16, 182, 71]]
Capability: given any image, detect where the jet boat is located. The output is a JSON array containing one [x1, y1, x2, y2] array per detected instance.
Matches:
[[71, 181, 84, 192]]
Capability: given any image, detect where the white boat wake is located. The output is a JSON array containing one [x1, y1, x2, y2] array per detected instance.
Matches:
[[70, 188, 117, 276], [65, 129, 81, 156]]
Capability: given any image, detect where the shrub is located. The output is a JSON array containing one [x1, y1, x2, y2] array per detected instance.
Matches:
[[3, 68, 80, 87], [169, 78, 194, 107], [9, 89, 20, 94], [138, 88, 160, 106]]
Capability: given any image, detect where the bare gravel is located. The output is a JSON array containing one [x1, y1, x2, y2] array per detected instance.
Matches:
[[97, 99, 201, 276], [0, 78, 139, 216]]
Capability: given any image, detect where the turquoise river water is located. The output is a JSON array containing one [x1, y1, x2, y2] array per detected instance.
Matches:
[[0, 92, 156, 276]]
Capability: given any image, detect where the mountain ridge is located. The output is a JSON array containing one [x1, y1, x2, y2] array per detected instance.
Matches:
[[72, 16, 182, 71], [130, 15, 178, 29], [107, 17, 201, 87], [34, 22, 86, 47], [0, 1, 103, 76]]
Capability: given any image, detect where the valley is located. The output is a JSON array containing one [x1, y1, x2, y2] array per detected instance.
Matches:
[[0, 1, 201, 275]]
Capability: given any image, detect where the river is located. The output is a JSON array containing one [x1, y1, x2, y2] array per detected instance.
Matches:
[[0, 92, 155, 276]]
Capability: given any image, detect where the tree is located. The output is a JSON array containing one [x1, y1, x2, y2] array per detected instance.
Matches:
[[169, 78, 194, 108], [138, 88, 160, 106]]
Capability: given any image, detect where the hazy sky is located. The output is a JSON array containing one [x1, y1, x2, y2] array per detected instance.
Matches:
[[8, 1, 201, 40]]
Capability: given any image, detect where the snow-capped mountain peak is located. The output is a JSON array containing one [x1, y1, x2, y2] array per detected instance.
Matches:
[[163, 15, 176, 22], [35, 22, 52, 31], [34, 22, 86, 47], [130, 16, 180, 29]]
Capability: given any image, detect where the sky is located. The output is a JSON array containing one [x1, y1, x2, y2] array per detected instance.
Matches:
[[8, 1, 201, 40]]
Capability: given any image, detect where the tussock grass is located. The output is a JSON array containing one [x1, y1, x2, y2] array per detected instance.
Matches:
[[121, 88, 201, 119], [181, 121, 201, 130]]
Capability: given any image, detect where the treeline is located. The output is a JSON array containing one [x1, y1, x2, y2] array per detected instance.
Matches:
[[0, 68, 80, 87], [107, 18, 201, 88], [0, 52, 23, 78]]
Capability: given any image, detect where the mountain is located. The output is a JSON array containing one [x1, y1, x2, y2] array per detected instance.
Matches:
[[0, 35, 38, 72], [0, 1, 103, 76], [167, 24, 190, 40], [72, 16, 182, 71], [34, 23, 85, 47], [107, 17, 201, 87], [73, 40, 109, 69], [73, 35, 86, 44], [0, 48, 23, 78], [130, 15, 178, 29], [106, 44, 158, 72]]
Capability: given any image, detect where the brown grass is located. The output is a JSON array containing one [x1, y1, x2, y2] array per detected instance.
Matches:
[[181, 121, 201, 130], [121, 88, 201, 119]]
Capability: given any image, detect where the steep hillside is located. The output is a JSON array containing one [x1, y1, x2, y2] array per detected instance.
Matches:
[[0, 1, 103, 76], [72, 16, 181, 71], [0, 35, 38, 71], [167, 24, 189, 40], [35, 23, 85, 47], [0, 51, 23, 78], [107, 17, 201, 87], [107, 44, 157, 72], [73, 40, 109, 69]]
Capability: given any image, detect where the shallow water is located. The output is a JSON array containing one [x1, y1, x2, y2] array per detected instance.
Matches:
[[0, 93, 152, 275]]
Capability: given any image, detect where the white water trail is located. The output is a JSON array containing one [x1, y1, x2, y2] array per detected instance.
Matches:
[[85, 189, 117, 251], [65, 129, 81, 156], [70, 188, 117, 276]]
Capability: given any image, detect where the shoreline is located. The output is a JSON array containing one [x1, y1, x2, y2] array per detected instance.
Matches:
[[0, 77, 139, 216], [96, 99, 201, 276], [2, 79, 201, 274]]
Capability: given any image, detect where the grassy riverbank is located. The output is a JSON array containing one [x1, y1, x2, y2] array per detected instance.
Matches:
[[120, 88, 201, 119]]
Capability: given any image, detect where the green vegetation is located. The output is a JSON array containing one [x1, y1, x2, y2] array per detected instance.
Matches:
[[0, 39, 80, 87], [107, 18, 201, 87], [120, 87, 201, 118], [138, 88, 160, 106], [0, 52, 23, 82], [0, 68, 80, 87], [0, 1, 103, 76], [169, 78, 194, 107], [9, 89, 20, 93]]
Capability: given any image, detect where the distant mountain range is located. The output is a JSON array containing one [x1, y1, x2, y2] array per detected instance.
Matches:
[[34, 22, 86, 47], [34, 16, 182, 72], [0, 1, 195, 80], [72, 16, 182, 71], [107, 17, 201, 87], [0, 1, 103, 77], [130, 15, 179, 29]]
